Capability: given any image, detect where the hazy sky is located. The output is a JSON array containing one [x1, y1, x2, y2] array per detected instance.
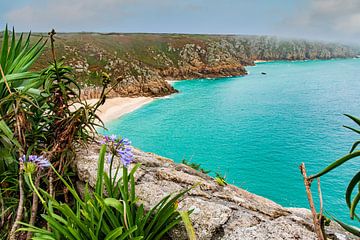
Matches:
[[1, 0, 359, 43]]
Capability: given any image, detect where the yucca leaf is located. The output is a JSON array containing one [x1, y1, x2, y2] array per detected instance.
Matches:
[[350, 191, 360, 219], [0, 24, 8, 69], [350, 141, 360, 153], [344, 126, 360, 135], [13, 32, 23, 57], [346, 172, 360, 210], [345, 114, 360, 127], [333, 217, 360, 237], [4, 27, 16, 72], [309, 151, 360, 179]]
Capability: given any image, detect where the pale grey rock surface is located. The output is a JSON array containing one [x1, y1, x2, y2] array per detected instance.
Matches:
[[75, 144, 358, 240]]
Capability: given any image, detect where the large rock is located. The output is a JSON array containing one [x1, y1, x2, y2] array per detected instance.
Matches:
[[75, 144, 358, 239]]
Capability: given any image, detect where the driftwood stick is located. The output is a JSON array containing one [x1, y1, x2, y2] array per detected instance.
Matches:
[[300, 163, 325, 240]]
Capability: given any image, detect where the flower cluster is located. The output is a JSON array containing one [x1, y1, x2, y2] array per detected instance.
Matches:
[[99, 135, 133, 167], [20, 154, 51, 174]]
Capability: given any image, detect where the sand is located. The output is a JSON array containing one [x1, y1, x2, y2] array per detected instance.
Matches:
[[83, 97, 153, 124]]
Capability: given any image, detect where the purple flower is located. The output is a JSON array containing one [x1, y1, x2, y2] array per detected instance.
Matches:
[[109, 134, 117, 142], [20, 154, 51, 171], [117, 147, 133, 167], [34, 156, 51, 169], [106, 152, 112, 164], [99, 135, 134, 167], [121, 138, 131, 146]]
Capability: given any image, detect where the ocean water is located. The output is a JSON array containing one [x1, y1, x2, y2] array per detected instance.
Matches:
[[102, 59, 360, 224]]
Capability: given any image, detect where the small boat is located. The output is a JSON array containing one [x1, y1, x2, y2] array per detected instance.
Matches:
[[261, 72, 267, 75]]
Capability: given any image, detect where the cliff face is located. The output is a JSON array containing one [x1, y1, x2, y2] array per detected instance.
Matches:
[[33, 33, 359, 97], [75, 143, 356, 239]]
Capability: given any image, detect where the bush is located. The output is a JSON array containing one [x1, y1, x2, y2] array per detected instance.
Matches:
[[20, 141, 193, 239]]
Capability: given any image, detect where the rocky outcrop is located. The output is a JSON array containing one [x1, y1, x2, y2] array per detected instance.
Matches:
[[33, 33, 359, 98], [75, 143, 357, 240]]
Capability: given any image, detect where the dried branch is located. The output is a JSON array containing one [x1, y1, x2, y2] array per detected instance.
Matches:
[[8, 164, 24, 240], [26, 171, 42, 240], [0, 64, 12, 94], [300, 163, 325, 240]]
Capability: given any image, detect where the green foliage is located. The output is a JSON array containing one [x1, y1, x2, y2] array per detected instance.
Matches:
[[308, 114, 360, 236], [20, 145, 192, 239], [181, 159, 210, 174], [214, 172, 227, 186], [0, 26, 106, 238], [0, 25, 46, 169]]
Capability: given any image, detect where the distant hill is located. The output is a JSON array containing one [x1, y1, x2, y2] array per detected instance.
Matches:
[[5, 33, 360, 97]]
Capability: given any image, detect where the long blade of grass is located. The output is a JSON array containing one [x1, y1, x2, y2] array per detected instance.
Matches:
[[179, 210, 196, 240], [95, 144, 106, 196]]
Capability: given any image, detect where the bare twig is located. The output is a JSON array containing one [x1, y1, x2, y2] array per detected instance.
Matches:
[[300, 163, 325, 240], [47, 170, 54, 231], [8, 163, 24, 240], [26, 171, 41, 240], [317, 178, 323, 219]]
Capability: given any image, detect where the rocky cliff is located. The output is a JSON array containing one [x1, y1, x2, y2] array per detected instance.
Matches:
[[31, 33, 358, 98], [75, 143, 357, 240]]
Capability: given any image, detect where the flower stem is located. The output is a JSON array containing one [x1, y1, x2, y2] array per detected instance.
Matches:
[[27, 173, 46, 205]]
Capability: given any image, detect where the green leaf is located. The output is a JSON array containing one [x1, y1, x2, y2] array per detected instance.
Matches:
[[333, 218, 360, 237], [104, 227, 123, 240], [350, 141, 360, 153], [179, 211, 197, 240], [350, 191, 360, 219], [1, 24, 9, 69], [345, 114, 360, 127], [309, 151, 360, 179], [95, 144, 106, 196], [346, 172, 360, 210]]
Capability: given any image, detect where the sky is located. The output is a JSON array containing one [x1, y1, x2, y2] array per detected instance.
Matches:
[[0, 0, 359, 44]]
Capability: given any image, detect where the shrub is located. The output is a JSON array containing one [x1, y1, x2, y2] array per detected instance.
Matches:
[[20, 142, 193, 239]]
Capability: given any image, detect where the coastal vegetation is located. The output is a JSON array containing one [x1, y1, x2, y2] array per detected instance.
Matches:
[[1, 32, 357, 98], [0, 27, 193, 240], [301, 114, 360, 239]]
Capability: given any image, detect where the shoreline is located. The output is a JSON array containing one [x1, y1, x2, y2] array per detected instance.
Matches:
[[84, 97, 154, 124]]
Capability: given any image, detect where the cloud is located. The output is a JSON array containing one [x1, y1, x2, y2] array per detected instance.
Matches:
[[5, 0, 136, 32], [283, 0, 360, 42]]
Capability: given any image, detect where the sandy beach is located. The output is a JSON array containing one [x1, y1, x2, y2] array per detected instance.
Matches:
[[84, 97, 153, 124], [254, 60, 268, 63]]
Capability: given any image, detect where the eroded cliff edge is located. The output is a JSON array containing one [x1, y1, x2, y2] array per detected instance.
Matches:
[[33, 33, 359, 98], [75, 143, 357, 240]]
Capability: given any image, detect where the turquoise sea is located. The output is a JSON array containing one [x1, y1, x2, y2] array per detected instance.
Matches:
[[103, 59, 360, 224]]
